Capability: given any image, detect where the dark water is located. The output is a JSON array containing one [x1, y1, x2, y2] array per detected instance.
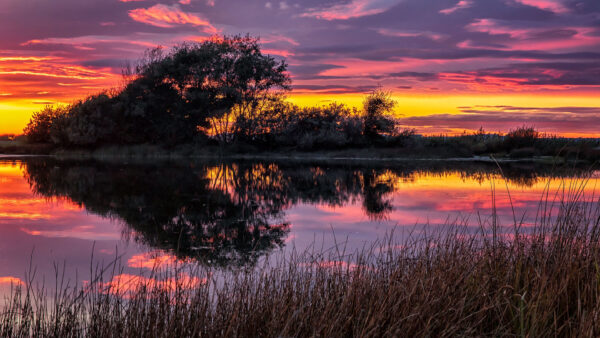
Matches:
[[0, 158, 597, 294]]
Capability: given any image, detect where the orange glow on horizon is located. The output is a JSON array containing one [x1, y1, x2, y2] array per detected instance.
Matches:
[[2, 91, 600, 136], [1, 47, 598, 139]]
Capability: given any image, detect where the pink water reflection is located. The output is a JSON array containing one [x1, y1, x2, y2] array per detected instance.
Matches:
[[0, 159, 598, 295]]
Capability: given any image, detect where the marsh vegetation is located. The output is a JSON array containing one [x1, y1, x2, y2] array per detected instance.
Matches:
[[3, 176, 600, 336]]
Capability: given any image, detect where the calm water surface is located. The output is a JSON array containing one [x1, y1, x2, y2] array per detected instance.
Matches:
[[0, 158, 597, 294]]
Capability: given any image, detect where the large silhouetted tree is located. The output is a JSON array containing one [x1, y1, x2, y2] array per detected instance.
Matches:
[[119, 35, 290, 144], [24, 35, 290, 146]]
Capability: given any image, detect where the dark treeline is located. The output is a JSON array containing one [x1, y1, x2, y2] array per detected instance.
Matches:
[[20, 35, 600, 159], [21, 158, 592, 267], [23, 35, 408, 152]]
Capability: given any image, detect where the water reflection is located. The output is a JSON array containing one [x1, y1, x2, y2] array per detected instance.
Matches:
[[20, 158, 592, 268]]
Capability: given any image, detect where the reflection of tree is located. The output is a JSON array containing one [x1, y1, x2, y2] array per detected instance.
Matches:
[[22, 160, 398, 267], [22, 159, 582, 267], [23, 161, 290, 268]]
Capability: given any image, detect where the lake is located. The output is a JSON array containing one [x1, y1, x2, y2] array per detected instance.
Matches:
[[0, 157, 597, 295]]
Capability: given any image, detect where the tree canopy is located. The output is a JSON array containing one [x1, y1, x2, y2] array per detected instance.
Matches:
[[24, 35, 406, 149], [25, 35, 290, 146]]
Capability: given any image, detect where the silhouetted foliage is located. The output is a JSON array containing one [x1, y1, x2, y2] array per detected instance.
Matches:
[[504, 125, 540, 149], [123, 36, 290, 145], [59, 93, 121, 146], [281, 103, 364, 150], [23, 105, 68, 143], [24, 35, 290, 147], [22, 35, 589, 159], [363, 89, 396, 139]]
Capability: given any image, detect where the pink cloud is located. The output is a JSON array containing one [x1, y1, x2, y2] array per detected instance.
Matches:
[[262, 48, 295, 57], [261, 34, 300, 46], [318, 58, 450, 77], [513, 0, 569, 14], [129, 4, 218, 33], [377, 28, 444, 41], [301, 0, 400, 20], [466, 19, 525, 37], [466, 19, 600, 51], [439, 0, 473, 14]]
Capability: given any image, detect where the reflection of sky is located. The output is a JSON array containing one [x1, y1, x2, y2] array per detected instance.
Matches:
[[0, 161, 145, 296], [286, 171, 600, 252], [1, 160, 599, 297]]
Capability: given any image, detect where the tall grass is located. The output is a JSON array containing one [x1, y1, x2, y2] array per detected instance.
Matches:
[[3, 178, 600, 336]]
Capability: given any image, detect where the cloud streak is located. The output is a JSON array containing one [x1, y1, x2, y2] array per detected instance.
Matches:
[[397, 105, 600, 135], [129, 4, 218, 33], [301, 0, 402, 20]]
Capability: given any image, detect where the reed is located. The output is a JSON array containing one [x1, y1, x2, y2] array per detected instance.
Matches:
[[3, 177, 600, 337]]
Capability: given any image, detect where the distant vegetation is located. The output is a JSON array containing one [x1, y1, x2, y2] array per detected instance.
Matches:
[[15, 35, 600, 161]]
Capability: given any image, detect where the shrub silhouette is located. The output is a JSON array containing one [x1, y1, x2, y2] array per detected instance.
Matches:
[[24, 35, 290, 147], [23, 105, 68, 143], [363, 88, 396, 139], [504, 125, 540, 149]]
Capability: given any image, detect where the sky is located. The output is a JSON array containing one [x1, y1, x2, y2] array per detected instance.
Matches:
[[0, 0, 599, 136]]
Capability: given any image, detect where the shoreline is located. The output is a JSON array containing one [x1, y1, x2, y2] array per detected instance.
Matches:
[[0, 142, 587, 165], [0, 151, 569, 165]]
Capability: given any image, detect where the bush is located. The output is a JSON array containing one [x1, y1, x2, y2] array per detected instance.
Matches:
[[23, 105, 68, 143], [504, 125, 539, 149], [363, 89, 396, 139], [278, 103, 364, 150], [61, 93, 120, 146]]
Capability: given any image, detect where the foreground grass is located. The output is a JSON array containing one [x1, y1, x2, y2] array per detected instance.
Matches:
[[3, 181, 600, 336]]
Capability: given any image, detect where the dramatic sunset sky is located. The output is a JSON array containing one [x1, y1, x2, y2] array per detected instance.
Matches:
[[0, 0, 599, 135]]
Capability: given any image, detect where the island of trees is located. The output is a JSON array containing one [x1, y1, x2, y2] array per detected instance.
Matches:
[[16, 35, 600, 161]]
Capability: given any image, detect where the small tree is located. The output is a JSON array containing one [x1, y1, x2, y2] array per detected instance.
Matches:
[[24, 105, 68, 143], [362, 89, 396, 139], [505, 125, 540, 149]]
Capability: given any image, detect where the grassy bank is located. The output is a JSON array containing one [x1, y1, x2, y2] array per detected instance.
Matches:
[[8, 142, 593, 165], [0, 140, 52, 155], [4, 132, 600, 164], [3, 182, 600, 336]]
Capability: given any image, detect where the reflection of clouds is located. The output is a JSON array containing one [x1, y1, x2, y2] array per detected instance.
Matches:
[[0, 276, 23, 286], [2, 159, 599, 299], [128, 252, 179, 269], [99, 273, 207, 295], [288, 171, 600, 249], [19, 225, 121, 240], [0, 162, 121, 240]]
